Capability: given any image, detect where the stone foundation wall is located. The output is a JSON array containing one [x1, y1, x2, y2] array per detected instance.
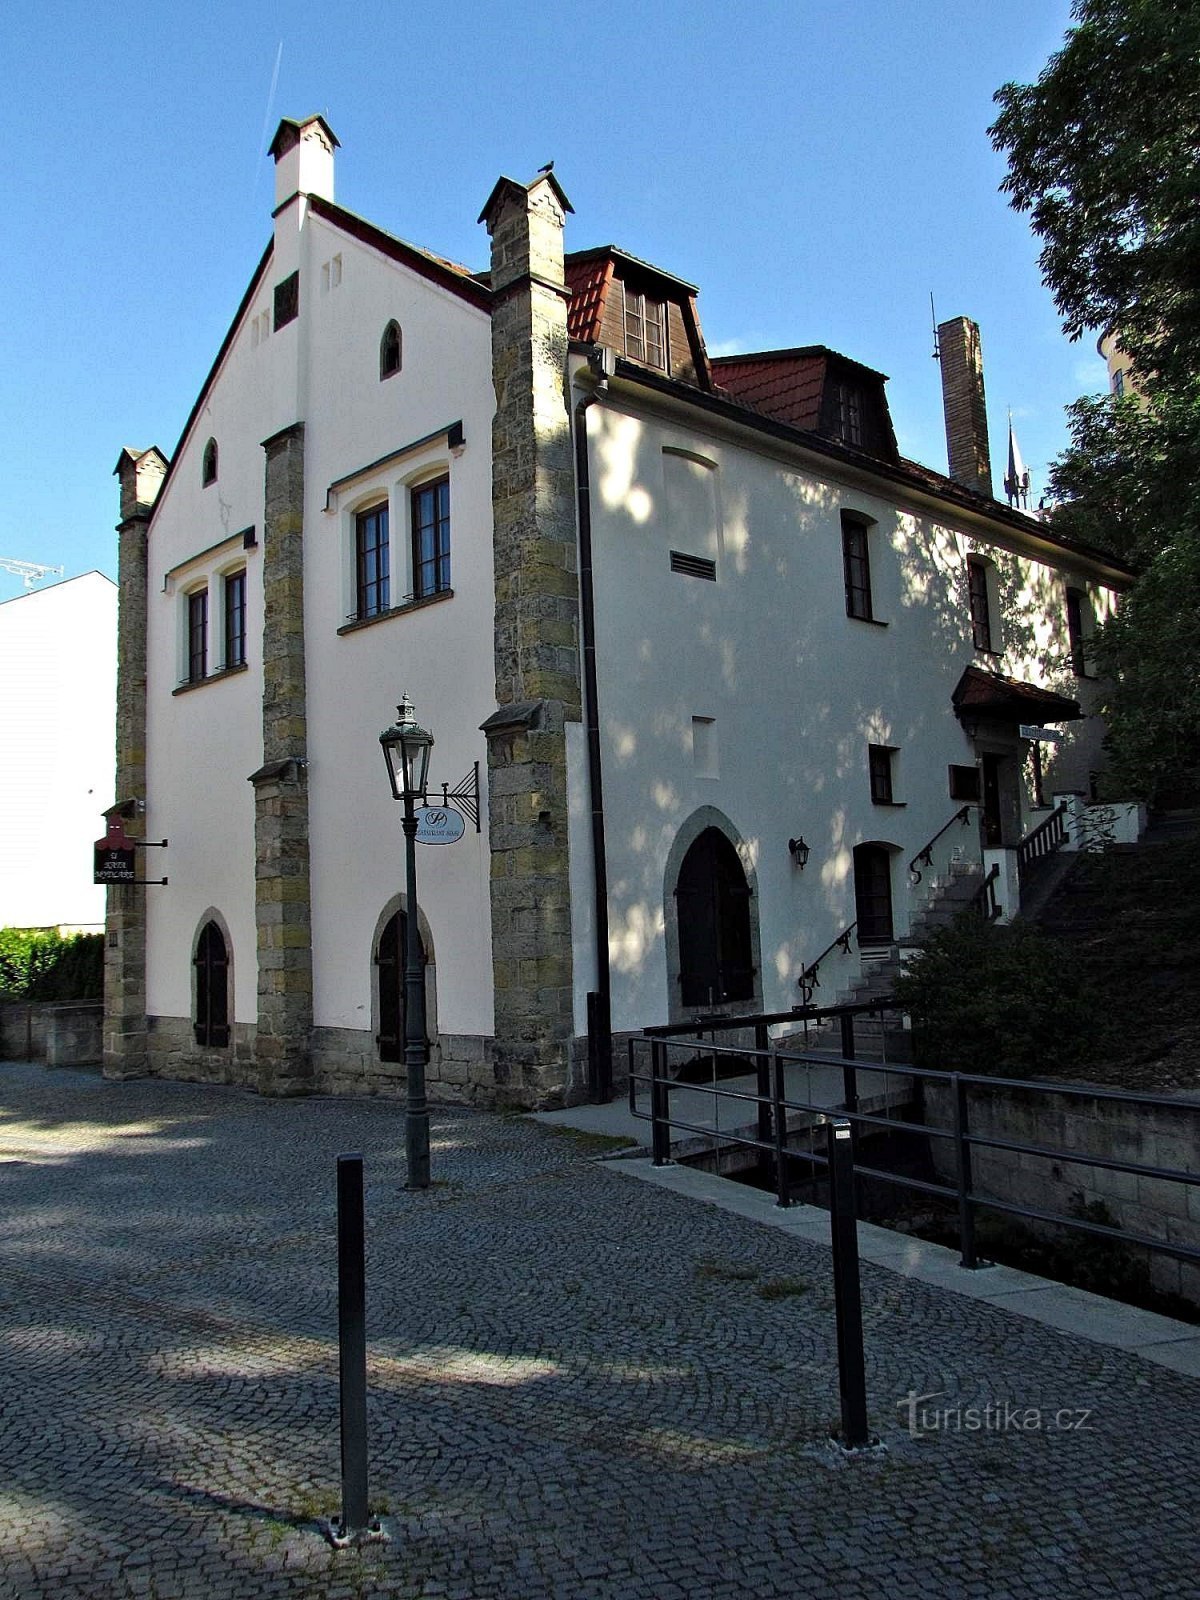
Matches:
[[146, 1015, 258, 1086], [925, 1081, 1200, 1307], [139, 1018, 499, 1106]]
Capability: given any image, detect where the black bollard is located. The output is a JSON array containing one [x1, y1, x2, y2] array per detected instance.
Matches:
[[826, 1117, 871, 1449], [336, 1154, 370, 1539]]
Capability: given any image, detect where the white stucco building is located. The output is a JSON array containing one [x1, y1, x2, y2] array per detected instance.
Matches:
[[0, 572, 117, 931], [105, 117, 1131, 1107]]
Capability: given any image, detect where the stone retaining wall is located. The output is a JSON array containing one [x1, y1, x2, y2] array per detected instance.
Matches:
[[1, 1002, 103, 1066], [925, 1080, 1200, 1305]]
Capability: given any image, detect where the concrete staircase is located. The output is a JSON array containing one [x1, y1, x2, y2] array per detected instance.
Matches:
[[796, 862, 986, 1062]]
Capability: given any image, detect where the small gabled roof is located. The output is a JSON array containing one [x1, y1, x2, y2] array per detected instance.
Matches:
[[268, 115, 340, 159], [112, 445, 169, 477], [477, 168, 574, 227], [953, 665, 1083, 723]]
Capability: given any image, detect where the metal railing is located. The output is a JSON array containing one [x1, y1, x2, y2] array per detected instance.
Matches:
[[1017, 800, 1069, 879], [628, 1002, 1200, 1277], [968, 861, 1002, 921], [908, 805, 972, 884], [796, 923, 856, 1006]]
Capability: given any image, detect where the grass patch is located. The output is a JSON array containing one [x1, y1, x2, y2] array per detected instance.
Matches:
[[696, 1259, 759, 1283], [756, 1277, 809, 1300], [536, 1124, 641, 1155]]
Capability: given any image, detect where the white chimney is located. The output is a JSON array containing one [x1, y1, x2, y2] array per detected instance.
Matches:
[[269, 115, 338, 211]]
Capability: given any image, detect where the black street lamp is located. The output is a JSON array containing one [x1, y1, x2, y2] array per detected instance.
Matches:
[[379, 695, 435, 1189]]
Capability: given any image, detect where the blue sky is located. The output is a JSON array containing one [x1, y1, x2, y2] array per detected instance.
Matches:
[[0, 0, 1100, 604]]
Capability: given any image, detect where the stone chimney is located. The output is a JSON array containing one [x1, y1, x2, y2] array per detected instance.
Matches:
[[268, 115, 338, 211], [478, 169, 579, 1106], [937, 316, 992, 497]]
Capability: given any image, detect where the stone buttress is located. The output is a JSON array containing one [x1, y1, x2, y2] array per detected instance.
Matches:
[[479, 172, 581, 1105]]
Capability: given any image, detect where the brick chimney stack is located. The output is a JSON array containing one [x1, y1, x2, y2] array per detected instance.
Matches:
[[937, 316, 993, 498]]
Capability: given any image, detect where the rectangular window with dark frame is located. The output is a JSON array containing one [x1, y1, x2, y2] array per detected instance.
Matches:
[[1066, 588, 1087, 675], [187, 588, 208, 683], [411, 476, 450, 600], [968, 558, 993, 652], [841, 512, 874, 620], [869, 744, 896, 804], [355, 503, 390, 619], [224, 569, 246, 669], [623, 285, 667, 370], [273, 271, 299, 330], [949, 764, 982, 801]]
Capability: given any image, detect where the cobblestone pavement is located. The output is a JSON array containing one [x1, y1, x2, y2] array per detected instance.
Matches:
[[0, 1063, 1197, 1600]]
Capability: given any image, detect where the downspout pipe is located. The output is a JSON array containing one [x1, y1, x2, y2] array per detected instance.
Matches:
[[574, 369, 612, 1101]]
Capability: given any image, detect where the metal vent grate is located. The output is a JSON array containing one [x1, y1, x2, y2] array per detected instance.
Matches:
[[669, 550, 716, 580]]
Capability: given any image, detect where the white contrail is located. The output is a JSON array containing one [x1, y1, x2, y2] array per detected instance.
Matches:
[[254, 41, 285, 195]]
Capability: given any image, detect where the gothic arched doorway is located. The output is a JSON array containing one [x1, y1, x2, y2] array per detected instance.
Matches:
[[376, 909, 427, 1063], [674, 826, 755, 1009]]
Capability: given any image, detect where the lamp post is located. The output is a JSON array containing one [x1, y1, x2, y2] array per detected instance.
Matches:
[[379, 695, 435, 1190]]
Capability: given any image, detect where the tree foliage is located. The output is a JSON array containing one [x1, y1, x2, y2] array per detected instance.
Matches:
[[990, 0, 1200, 393], [892, 919, 1098, 1079], [991, 0, 1200, 802], [0, 929, 104, 1002]]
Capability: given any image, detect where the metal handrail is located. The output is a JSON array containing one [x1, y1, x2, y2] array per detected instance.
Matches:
[[1017, 801, 1069, 876], [796, 922, 856, 1006], [968, 861, 1002, 920], [908, 804, 972, 884], [628, 999, 1200, 1275]]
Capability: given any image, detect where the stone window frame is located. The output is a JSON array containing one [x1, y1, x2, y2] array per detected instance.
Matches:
[[167, 530, 257, 694], [1065, 584, 1094, 677], [185, 583, 209, 685], [841, 510, 884, 625], [967, 554, 1001, 655], [220, 563, 248, 671], [354, 500, 391, 620], [380, 320, 403, 380], [337, 455, 455, 635], [869, 743, 904, 806], [273, 271, 299, 331], [410, 473, 451, 600]]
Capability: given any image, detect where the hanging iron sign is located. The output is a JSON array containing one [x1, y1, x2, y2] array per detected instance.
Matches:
[[415, 806, 466, 845], [94, 818, 136, 883]]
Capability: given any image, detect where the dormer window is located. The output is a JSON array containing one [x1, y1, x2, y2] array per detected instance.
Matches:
[[202, 438, 218, 487], [833, 381, 864, 448], [380, 321, 402, 380], [623, 284, 667, 370]]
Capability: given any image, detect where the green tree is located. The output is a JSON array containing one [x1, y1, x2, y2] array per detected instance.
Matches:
[[990, 0, 1200, 393], [991, 0, 1200, 802]]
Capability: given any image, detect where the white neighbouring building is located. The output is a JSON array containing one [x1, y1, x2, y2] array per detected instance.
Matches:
[[105, 116, 1132, 1107], [0, 572, 117, 931]]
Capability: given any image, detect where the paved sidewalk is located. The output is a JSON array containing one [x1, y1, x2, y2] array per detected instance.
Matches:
[[0, 1063, 1197, 1600]]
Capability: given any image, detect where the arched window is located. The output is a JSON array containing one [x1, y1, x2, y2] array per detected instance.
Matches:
[[202, 438, 218, 487], [675, 827, 754, 1008], [853, 844, 895, 948], [380, 321, 402, 380], [376, 909, 425, 1062], [193, 921, 229, 1047]]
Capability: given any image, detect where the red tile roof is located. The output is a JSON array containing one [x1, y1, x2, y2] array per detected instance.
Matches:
[[565, 254, 612, 342], [711, 351, 829, 430], [952, 665, 1083, 722]]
